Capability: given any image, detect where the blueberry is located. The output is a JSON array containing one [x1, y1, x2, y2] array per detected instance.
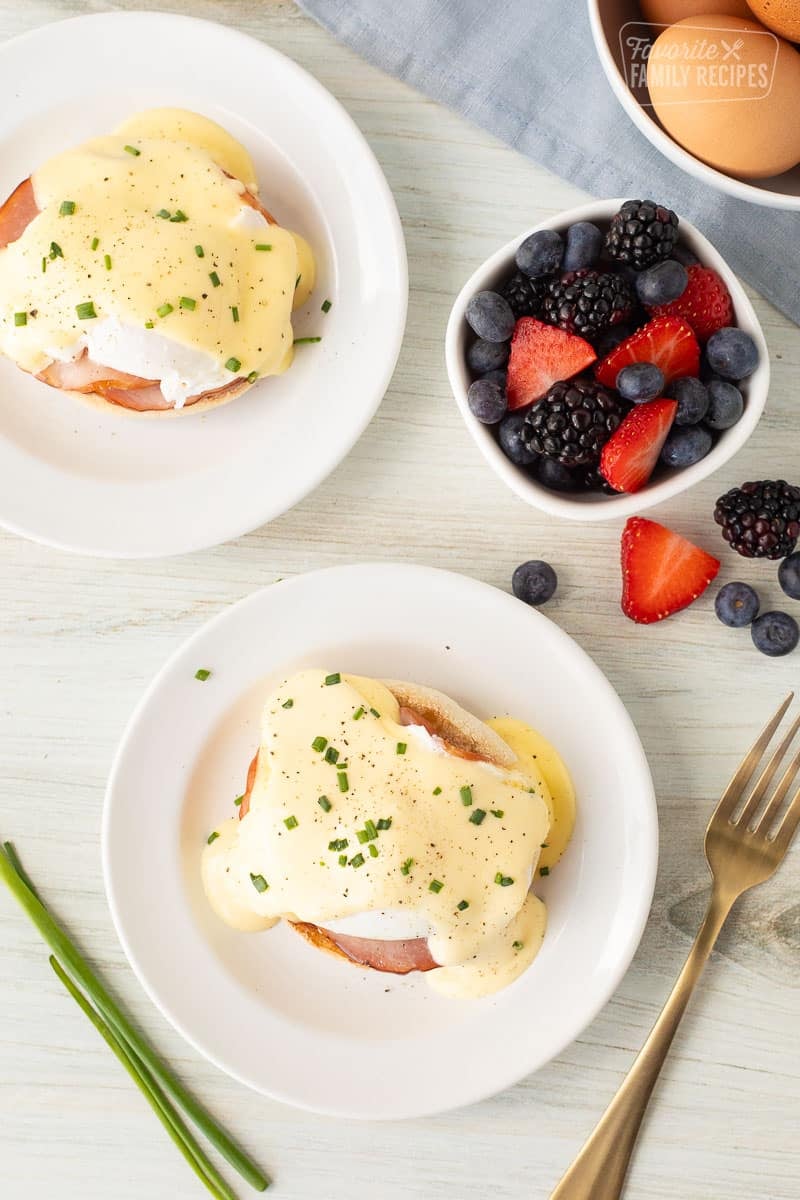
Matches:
[[666, 376, 709, 426], [671, 241, 700, 268], [660, 424, 712, 468], [497, 411, 539, 467], [705, 378, 743, 430], [635, 260, 688, 307], [562, 221, 603, 271], [516, 229, 563, 278], [467, 378, 507, 424], [715, 581, 760, 627], [778, 552, 800, 600], [467, 338, 509, 375], [512, 560, 558, 606], [465, 290, 515, 342], [536, 457, 582, 492], [617, 361, 665, 403], [706, 327, 759, 380], [751, 611, 799, 657], [483, 369, 507, 389]]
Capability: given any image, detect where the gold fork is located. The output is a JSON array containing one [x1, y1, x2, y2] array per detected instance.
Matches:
[[550, 693, 800, 1200]]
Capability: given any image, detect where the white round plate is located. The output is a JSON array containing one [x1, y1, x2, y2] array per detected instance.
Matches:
[[104, 563, 658, 1119], [0, 14, 407, 557]]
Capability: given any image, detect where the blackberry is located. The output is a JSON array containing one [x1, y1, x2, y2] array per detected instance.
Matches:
[[498, 271, 548, 319], [605, 200, 679, 270], [523, 378, 626, 469], [714, 480, 800, 559], [542, 270, 634, 337]]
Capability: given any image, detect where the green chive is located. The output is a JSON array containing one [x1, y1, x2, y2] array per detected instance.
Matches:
[[396, 742, 407, 755], [491, 809, 505, 819], [209, 271, 221, 287], [376, 818, 392, 831], [401, 858, 413, 876], [368, 844, 379, 859], [369, 708, 381, 718], [349, 853, 365, 869], [255, 244, 272, 252], [295, 274, 301, 289], [433, 786, 442, 796], [250, 873, 268, 893], [59, 200, 76, 216], [246, 371, 259, 384], [281, 698, 294, 709], [225, 357, 241, 373], [90, 237, 100, 251], [328, 838, 347, 852], [206, 831, 219, 845], [338, 854, 347, 866], [318, 796, 332, 813], [41, 257, 47, 273], [180, 297, 196, 311], [293, 336, 322, 345], [364, 820, 378, 841], [157, 303, 173, 318], [124, 144, 141, 156], [429, 879, 444, 894], [539, 865, 550, 876], [324, 746, 339, 765], [283, 815, 298, 830], [194, 668, 211, 681], [50, 241, 63, 259], [13, 312, 27, 327], [512, 940, 523, 951], [231, 306, 239, 324], [311, 736, 328, 753], [457, 900, 469, 911], [104, 254, 112, 271], [337, 771, 349, 793], [495, 873, 514, 887], [170, 210, 188, 223], [75, 302, 97, 320], [356, 830, 369, 845], [144, 320, 154, 329], [460, 786, 473, 807], [321, 299, 332, 313], [324, 672, 341, 686], [194, 245, 204, 258], [469, 809, 486, 825], [353, 706, 365, 720], [156, 209, 171, 220], [234, 795, 244, 807]]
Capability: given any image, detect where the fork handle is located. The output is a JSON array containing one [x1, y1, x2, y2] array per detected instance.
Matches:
[[549, 887, 735, 1200]]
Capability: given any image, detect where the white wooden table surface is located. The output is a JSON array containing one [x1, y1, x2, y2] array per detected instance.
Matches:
[[1, 3, 799, 1198]]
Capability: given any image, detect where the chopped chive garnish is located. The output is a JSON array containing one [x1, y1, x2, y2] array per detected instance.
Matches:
[[156, 303, 173, 318], [234, 795, 244, 807], [369, 707, 381, 718], [433, 786, 442, 796], [396, 742, 407, 755], [194, 245, 205, 258], [144, 320, 154, 329], [170, 210, 188, 223], [231, 306, 239, 324], [156, 209, 171, 219], [328, 838, 348, 852], [429, 879, 444, 894], [353, 706, 365, 720], [283, 815, 298, 830], [376, 818, 392, 831], [356, 829, 369, 845], [495, 873, 514, 887], [295, 274, 301, 289], [225, 357, 241, 373], [206, 831, 219, 844], [338, 854, 347, 866], [491, 809, 504, 819], [337, 771, 349, 793], [194, 668, 211, 681], [59, 200, 76, 216], [90, 237, 100, 251], [311, 736, 328, 753], [246, 371, 259, 384], [75, 302, 97, 320], [401, 858, 414, 876], [281, 698, 294, 709], [324, 672, 341, 686], [368, 844, 379, 859], [13, 312, 27, 327], [180, 296, 196, 311], [104, 254, 112, 271], [469, 809, 486, 825], [539, 865, 550, 876], [349, 853, 365, 869], [318, 796, 332, 813], [50, 241, 63, 259], [364, 820, 378, 841], [124, 144, 141, 156], [321, 299, 332, 313], [460, 786, 473, 807], [255, 244, 272, 252], [209, 271, 221, 287], [250, 873, 268, 893], [324, 746, 339, 765], [293, 336, 322, 345], [41, 257, 47, 273], [457, 900, 469, 911], [512, 940, 523, 951]]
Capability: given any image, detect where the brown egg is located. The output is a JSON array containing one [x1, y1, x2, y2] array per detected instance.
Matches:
[[640, 1, 752, 23], [746, 0, 800, 42], [647, 14, 800, 177]]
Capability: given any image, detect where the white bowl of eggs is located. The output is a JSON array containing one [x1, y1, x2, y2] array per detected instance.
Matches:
[[588, 0, 800, 209]]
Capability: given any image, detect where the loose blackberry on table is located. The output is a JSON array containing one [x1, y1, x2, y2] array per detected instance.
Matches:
[[604, 199, 680, 270], [542, 269, 634, 338], [714, 481, 800, 560], [522, 378, 625, 468]]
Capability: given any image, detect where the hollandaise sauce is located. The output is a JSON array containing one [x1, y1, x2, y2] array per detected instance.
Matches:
[[203, 670, 574, 999]]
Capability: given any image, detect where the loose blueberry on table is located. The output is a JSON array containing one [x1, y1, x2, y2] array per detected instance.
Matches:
[[463, 199, 760, 497]]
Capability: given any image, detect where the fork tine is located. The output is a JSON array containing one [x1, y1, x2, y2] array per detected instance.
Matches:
[[772, 785, 800, 855], [713, 693, 794, 823], [736, 714, 800, 828]]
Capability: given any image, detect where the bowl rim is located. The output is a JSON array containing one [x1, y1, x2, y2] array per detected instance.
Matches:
[[445, 198, 770, 522], [586, 0, 800, 212]]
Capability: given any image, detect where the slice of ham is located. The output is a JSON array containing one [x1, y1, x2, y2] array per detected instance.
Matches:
[[237, 704, 497, 976], [0, 177, 38, 249]]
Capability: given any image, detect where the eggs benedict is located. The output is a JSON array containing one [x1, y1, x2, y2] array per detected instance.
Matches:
[[202, 670, 575, 999], [0, 109, 315, 413]]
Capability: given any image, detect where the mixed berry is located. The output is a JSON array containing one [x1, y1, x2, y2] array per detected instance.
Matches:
[[463, 199, 761, 498]]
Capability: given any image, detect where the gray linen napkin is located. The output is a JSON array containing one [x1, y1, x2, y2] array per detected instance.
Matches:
[[298, 0, 799, 324]]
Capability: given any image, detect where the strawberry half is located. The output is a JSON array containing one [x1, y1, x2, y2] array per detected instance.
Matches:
[[506, 317, 596, 410], [649, 264, 733, 343], [595, 316, 699, 388], [621, 517, 720, 624], [600, 398, 677, 494]]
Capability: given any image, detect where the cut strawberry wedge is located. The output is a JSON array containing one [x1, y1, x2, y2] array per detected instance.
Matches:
[[506, 317, 596, 410], [595, 316, 699, 388], [621, 517, 721, 624], [600, 398, 677, 494]]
